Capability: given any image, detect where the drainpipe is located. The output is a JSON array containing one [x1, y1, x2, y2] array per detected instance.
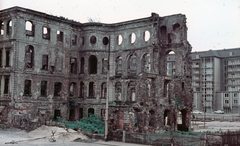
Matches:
[[104, 36, 110, 141]]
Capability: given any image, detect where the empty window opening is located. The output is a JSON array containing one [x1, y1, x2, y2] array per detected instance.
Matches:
[[40, 81, 47, 96], [173, 23, 180, 31], [90, 35, 97, 44], [1, 21, 4, 35], [182, 82, 184, 91], [89, 55, 97, 74], [164, 80, 171, 97], [102, 37, 109, 45], [42, 26, 50, 40], [179, 109, 188, 131], [80, 82, 84, 98], [54, 82, 62, 96], [130, 33, 136, 44], [116, 56, 122, 75], [50, 66, 55, 73], [80, 57, 84, 74], [72, 35, 77, 45], [149, 110, 155, 127], [54, 110, 61, 120], [69, 109, 75, 121], [70, 58, 77, 74], [101, 109, 105, 120], [142, 53, 151, 72], [89, 82, 95, 98], [166, 51, 175, 76], [79, 108, 83, 120], [24, 80, 31, 95], [115, 82, 122, 101], [25, 21, 34, 36], [88, 108, 94, 116], [128, 81, 136, 101], [25, 45, 34, 68], [101, 82, 107, 98], [117, 35, 123, 45], [144, 31, 150, 42], [164, 110, 170, 126], [57, 31, 63, 42], [41, 55, 48, 70], [128, 54, 137, 75], [160, 26, 167, 44], [69, 82, 76, 97], [0, 50, 2, 67], [5, 50, 10, 67], [7, 20, 12, 35], [102, 58, 108, 74], [3, 76, 9, 94]]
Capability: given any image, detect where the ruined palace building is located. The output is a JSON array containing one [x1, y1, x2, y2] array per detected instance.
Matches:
[[0, 7, 193, 132]]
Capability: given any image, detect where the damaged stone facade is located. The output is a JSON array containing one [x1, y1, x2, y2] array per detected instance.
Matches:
[[0, 7, 192, 132]]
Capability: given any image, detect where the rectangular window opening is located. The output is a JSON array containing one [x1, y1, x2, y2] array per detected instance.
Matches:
[[57, 30, 63, 42]]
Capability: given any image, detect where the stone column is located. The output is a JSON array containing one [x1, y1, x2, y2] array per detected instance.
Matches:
[[2, 48, 6, 68]]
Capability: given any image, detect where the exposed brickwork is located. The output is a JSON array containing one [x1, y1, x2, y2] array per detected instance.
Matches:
[[0, 7, 192, 132]]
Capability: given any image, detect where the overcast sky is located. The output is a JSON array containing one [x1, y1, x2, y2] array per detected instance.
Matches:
[[0, 0, 239, 52]]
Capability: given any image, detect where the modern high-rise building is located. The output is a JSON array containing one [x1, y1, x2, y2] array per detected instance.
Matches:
[[168, 48, 240, 113]]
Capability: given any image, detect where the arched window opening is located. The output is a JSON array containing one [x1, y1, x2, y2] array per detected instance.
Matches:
[[25, 45, 34, 68], [0, 21, 4, 35], [89, 82, 95, 98], [90, 35, 97, 44], [166, 51, 175, 76], [116, 56, 122, 75], [128, 54, 137, 75], [117, 35, 123, 45], [79, 108, 83, 120], [42, 26, 50, 40], [128, 81, 136, 101], [88, 108, 94, 116], [102, 58, 108, 74], [164, 110, 170, 126], [142, 53, 151, 72], [25, 21, 34, 36], [80, 57, 84, 74], [54, 82, 62, 96], [80, 82, 84, 98], [89, 55, 97, 74], [144, 30, 150, 42], [69, 82, 76, 97], [115, 82, 122, 101], [70, 57, 77, 74], [101, 82, 107, 98], [7, 20, 12, 35], [130, 33, 136, 44]]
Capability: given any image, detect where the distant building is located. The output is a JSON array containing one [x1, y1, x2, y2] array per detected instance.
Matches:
[[168, 48, 240, 113]]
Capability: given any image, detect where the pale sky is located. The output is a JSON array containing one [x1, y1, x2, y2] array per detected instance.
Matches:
[[0, 0, 240, 52]]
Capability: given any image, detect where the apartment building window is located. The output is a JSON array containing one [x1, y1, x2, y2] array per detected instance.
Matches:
[[40, 81, 47, 96], [41, 55, 48, 70], [224, 100, 229, 104], [229, 52, 234, 56], [234, 100, 238, 104], [225, 93, 229, 97], [24, 80, 31, 95], [234, 93, 238, 97]]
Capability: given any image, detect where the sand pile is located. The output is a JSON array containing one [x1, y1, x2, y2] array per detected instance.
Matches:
[[27, 125, 88, 142]]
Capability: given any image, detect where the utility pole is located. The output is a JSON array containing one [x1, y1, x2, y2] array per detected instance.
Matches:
[[104, 37, 110, 141]]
